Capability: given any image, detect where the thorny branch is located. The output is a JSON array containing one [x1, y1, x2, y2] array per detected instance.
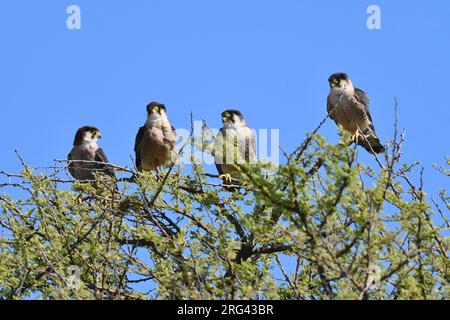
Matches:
[[0, 105, 448, 300]]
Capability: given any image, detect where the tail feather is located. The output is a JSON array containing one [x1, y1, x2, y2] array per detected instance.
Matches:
[[359, 135, 385, 154]]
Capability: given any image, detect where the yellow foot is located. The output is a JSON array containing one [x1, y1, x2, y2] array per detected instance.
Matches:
[[351, 130, 362, 143], [219, 173, 233, 184]]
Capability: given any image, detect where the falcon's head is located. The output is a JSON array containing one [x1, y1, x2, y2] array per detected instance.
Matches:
[[221, 109, 247, 127], [73, 126, 102, 146], [328, 73, 353, 89], [146, 102, 168, 120]]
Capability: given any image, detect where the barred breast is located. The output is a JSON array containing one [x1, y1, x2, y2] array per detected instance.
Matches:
[[140, 126, 175, 170]]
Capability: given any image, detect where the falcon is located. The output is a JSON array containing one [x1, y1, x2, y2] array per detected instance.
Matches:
[[214, 109, 256, 185], [67, 126, 115, 181], [134, 102, 176, 171], [327, 73, 385, 154]]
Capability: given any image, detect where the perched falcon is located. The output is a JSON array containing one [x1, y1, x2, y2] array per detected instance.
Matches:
[[134, 102, 176, 171], [67, 126, 115, 181], [327, 73, 385, 154], [214, 109, 256, 185]]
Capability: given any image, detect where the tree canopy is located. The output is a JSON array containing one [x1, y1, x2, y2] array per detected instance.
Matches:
[[0, 118, 449, 300]]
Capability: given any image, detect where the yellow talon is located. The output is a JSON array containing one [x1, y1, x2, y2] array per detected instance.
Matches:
[[351, 130, 362, 143], [219, 173, 233, 183]]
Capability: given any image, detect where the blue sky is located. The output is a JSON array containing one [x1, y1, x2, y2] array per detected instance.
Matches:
[[0, 0, 449, 295], [0, 0, 449, 192]]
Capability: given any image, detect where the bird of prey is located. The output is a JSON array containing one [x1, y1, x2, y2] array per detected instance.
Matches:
[[67, 126, 115, 181], [327, 73, 385, 154], [134, 102, 176, 171], [214, 109, 256, 186]]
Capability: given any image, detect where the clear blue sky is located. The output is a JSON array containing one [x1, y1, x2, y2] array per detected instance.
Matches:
[[0, 0, 448, 191], [0, 0, 449, 294]]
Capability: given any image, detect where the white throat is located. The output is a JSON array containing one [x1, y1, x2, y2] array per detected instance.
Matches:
[[81, 138, 99, 150], [223, 118, 247, 130], [330, 81, 355, 96], [146, 112, 169, 127]]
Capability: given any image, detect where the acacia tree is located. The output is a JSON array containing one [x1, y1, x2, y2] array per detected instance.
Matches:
[[0, 115, 449, 300]]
